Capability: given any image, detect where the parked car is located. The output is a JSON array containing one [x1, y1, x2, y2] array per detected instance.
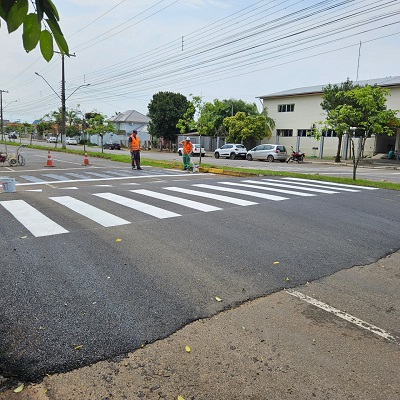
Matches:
[[178, 143, 205, 157], [103, 141, 121, 150], [246, 144, 287, 162], [47, 136, 58, 143], [214, 144, 247, 159], [66, 137, 78, 145], [8, 133, 17, 139]]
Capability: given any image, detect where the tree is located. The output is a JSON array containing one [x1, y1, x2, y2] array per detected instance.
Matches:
[[85, 112, 115, 153], [326, 85, 398, 179], [223, 112, 269, 143], [36, 119, 54, 139], [0, 0, 69, 61], [193, 98, 260, 137], [148, 91, 191, 146], [320, 78, 358, 162]]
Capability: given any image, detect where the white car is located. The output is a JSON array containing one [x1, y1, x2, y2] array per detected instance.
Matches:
[[214, 144, 247, 159], [47, 136, 58, 143], [66, 137, 78, 145], [178, 143, 205, 157]]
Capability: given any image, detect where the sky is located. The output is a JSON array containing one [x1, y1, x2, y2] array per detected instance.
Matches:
[[1, 0, 400, 123]]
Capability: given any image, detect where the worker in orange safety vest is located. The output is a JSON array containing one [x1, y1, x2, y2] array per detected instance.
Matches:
[[179, 137, 193, 170], [129, 130, 142, 170]]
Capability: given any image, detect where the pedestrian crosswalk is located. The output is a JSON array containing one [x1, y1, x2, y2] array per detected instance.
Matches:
[[15, 168, 187, 185], [0, 178, 378, 238]]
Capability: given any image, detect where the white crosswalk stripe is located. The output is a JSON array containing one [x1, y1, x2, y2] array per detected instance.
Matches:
[[130, 189, 222, 212], [49, 196, 130, 227], [93, 192, 181, 219], [2, 178, 378, 238], [165, 187, 258, 206], [224, 181, 316, 197], [282, 177, 378, 190], [256, 179, 339, 194], [0, 199, 68, 237], [192, 184, 288, 201]]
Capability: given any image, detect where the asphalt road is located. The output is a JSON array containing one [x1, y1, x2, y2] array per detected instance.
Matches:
[[1, 149, 399, 383]]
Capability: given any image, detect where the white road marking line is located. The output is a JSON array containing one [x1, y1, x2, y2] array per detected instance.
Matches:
[[277, 179, 360, 192], [0, 199, 68, 237], [282, 177, 378, 190], [15, 173, 201, 186], [259, 180, 339, 194], [286, 289, 400, 345], [131, 189, 222, 212], [165, 187, 258, 206], [50, 196, 130, 227], [59, 187, 79, 190], [227, 181, 316, 197], [193, 184, 288, 201], [94, 192, 180, 219]]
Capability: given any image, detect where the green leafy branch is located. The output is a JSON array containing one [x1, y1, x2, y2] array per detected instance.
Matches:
[[0, 0, 69, 61]]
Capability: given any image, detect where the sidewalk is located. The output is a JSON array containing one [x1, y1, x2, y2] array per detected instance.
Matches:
[[306, 156, 400, 169]]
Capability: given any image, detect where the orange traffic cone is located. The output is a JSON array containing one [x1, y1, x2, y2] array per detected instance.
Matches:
[[83, 152, 90, 166], [44, 150, 54, 167]]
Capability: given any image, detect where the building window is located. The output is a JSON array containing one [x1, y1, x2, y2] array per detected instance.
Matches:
[[322, 129, 337, 137], [278, 104, 295, 112], [298, 129, 312, 137], [277, 129, 293, 137]]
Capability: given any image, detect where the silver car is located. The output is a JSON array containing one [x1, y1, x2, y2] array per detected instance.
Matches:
[[246, 144, 287, 162]]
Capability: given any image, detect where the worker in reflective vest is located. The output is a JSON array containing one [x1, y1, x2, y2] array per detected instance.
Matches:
[[129, 130, 142, 170], [179, 137, 193, 170]]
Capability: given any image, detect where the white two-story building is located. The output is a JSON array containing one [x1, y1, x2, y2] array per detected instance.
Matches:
[[258, 76, 400, 159]]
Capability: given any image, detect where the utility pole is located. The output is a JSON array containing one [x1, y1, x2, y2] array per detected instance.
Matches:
[[0, 89, 9, 141], [58, 52, 76, 149], [61, 53, 66, 149], [36, 52, 90, 150]]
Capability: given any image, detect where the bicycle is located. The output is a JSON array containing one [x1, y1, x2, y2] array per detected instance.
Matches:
[[17, 144, 26, 166]]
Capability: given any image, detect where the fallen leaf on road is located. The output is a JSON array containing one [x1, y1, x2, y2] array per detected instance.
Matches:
[[13, 383, 24, 393], [74, 344, 83, 350], [215, 296, 222, 302], [20, 235, 27, 239], [177, 396, 185, 400], [285, 277, 290, 282], [115, 238, 122, 242], [273, 261, 279, 264], [185, 346, 191, 353]]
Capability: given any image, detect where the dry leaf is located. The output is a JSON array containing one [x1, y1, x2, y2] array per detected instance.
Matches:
[[20, 235, 27, 239], [74, 344, 83, 350], [215, 296, 222, 302], [273, 261, 279, 264], [13, 383, 24, 393], [115, 238, 122, 242], [185, 346, 191, 353], [285, 277, 290, 282], [177, 396, 185, 400]]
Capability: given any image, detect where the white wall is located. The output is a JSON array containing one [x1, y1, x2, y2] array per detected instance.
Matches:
[[262, 88, 400, 158]]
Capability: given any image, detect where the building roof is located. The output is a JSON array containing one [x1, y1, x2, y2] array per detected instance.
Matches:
[[258, 76, 400, 99], [109, 110, 150, 123]]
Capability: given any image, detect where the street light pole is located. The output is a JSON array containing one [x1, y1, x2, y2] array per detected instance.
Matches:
[[61, 53, 66, 149], [0, 89, 9, 141], [35, 52, 89, 149]]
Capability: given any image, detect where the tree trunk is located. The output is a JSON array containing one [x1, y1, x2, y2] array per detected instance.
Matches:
[[335, 135, 342, 162]]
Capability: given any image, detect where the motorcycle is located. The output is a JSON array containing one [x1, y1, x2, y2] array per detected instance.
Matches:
[[286, 147, 305, 163]]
